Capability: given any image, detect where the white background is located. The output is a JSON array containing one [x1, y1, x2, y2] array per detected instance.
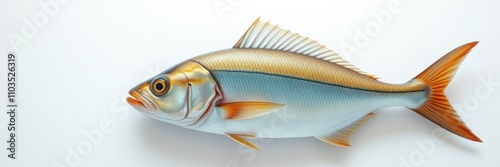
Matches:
[[1, 0, 499, 167]]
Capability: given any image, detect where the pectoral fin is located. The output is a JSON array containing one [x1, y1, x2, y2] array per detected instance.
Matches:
[[316, 113, 375, 147], [217, 101, 286, 120], [226, 133, 259, 150]]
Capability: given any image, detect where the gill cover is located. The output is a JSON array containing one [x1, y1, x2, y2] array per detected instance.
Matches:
[[175, 61, 220, 126]]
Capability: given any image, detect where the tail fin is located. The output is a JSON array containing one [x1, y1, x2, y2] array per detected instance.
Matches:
[[409, 41, 481, 142]]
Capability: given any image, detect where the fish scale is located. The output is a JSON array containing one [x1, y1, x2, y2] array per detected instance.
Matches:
[[127, 18, 481, 150]]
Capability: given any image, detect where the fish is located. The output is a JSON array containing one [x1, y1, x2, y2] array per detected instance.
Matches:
[[127, 18, 481, 150]]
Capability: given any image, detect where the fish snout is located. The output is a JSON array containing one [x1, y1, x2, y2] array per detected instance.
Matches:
[[127, 89, 158, 112]]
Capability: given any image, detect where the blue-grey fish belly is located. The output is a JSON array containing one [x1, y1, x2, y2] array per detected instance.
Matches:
[[195, 71, 425, 138]]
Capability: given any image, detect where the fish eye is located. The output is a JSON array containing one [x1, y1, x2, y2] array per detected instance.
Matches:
[[150, 78, 169, 96]]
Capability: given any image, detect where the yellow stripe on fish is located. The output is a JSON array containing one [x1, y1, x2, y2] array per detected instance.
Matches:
[[191, 49, 426, 93]]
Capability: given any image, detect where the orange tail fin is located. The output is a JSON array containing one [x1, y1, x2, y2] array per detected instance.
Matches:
[[409, 41, 481, 142]]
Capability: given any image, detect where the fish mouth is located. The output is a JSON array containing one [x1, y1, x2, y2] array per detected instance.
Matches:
[[127, 90, 158, 111]]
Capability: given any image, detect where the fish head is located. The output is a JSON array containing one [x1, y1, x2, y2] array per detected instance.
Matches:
[[127, 61, 220, 126], [127, 69, 190, 122]]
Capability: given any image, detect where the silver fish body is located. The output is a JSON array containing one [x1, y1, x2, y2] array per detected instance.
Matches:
[[190, 49, 427, 138], [127, 19, 481, 150]]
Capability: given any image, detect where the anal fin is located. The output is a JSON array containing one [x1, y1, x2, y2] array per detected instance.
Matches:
[[226, 133, 259, 150], [316, 113, 376, 147]]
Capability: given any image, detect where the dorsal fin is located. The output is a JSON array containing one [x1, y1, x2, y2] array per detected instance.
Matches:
[[234, 18, 378, 80], [316, 113, 376, 147]]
